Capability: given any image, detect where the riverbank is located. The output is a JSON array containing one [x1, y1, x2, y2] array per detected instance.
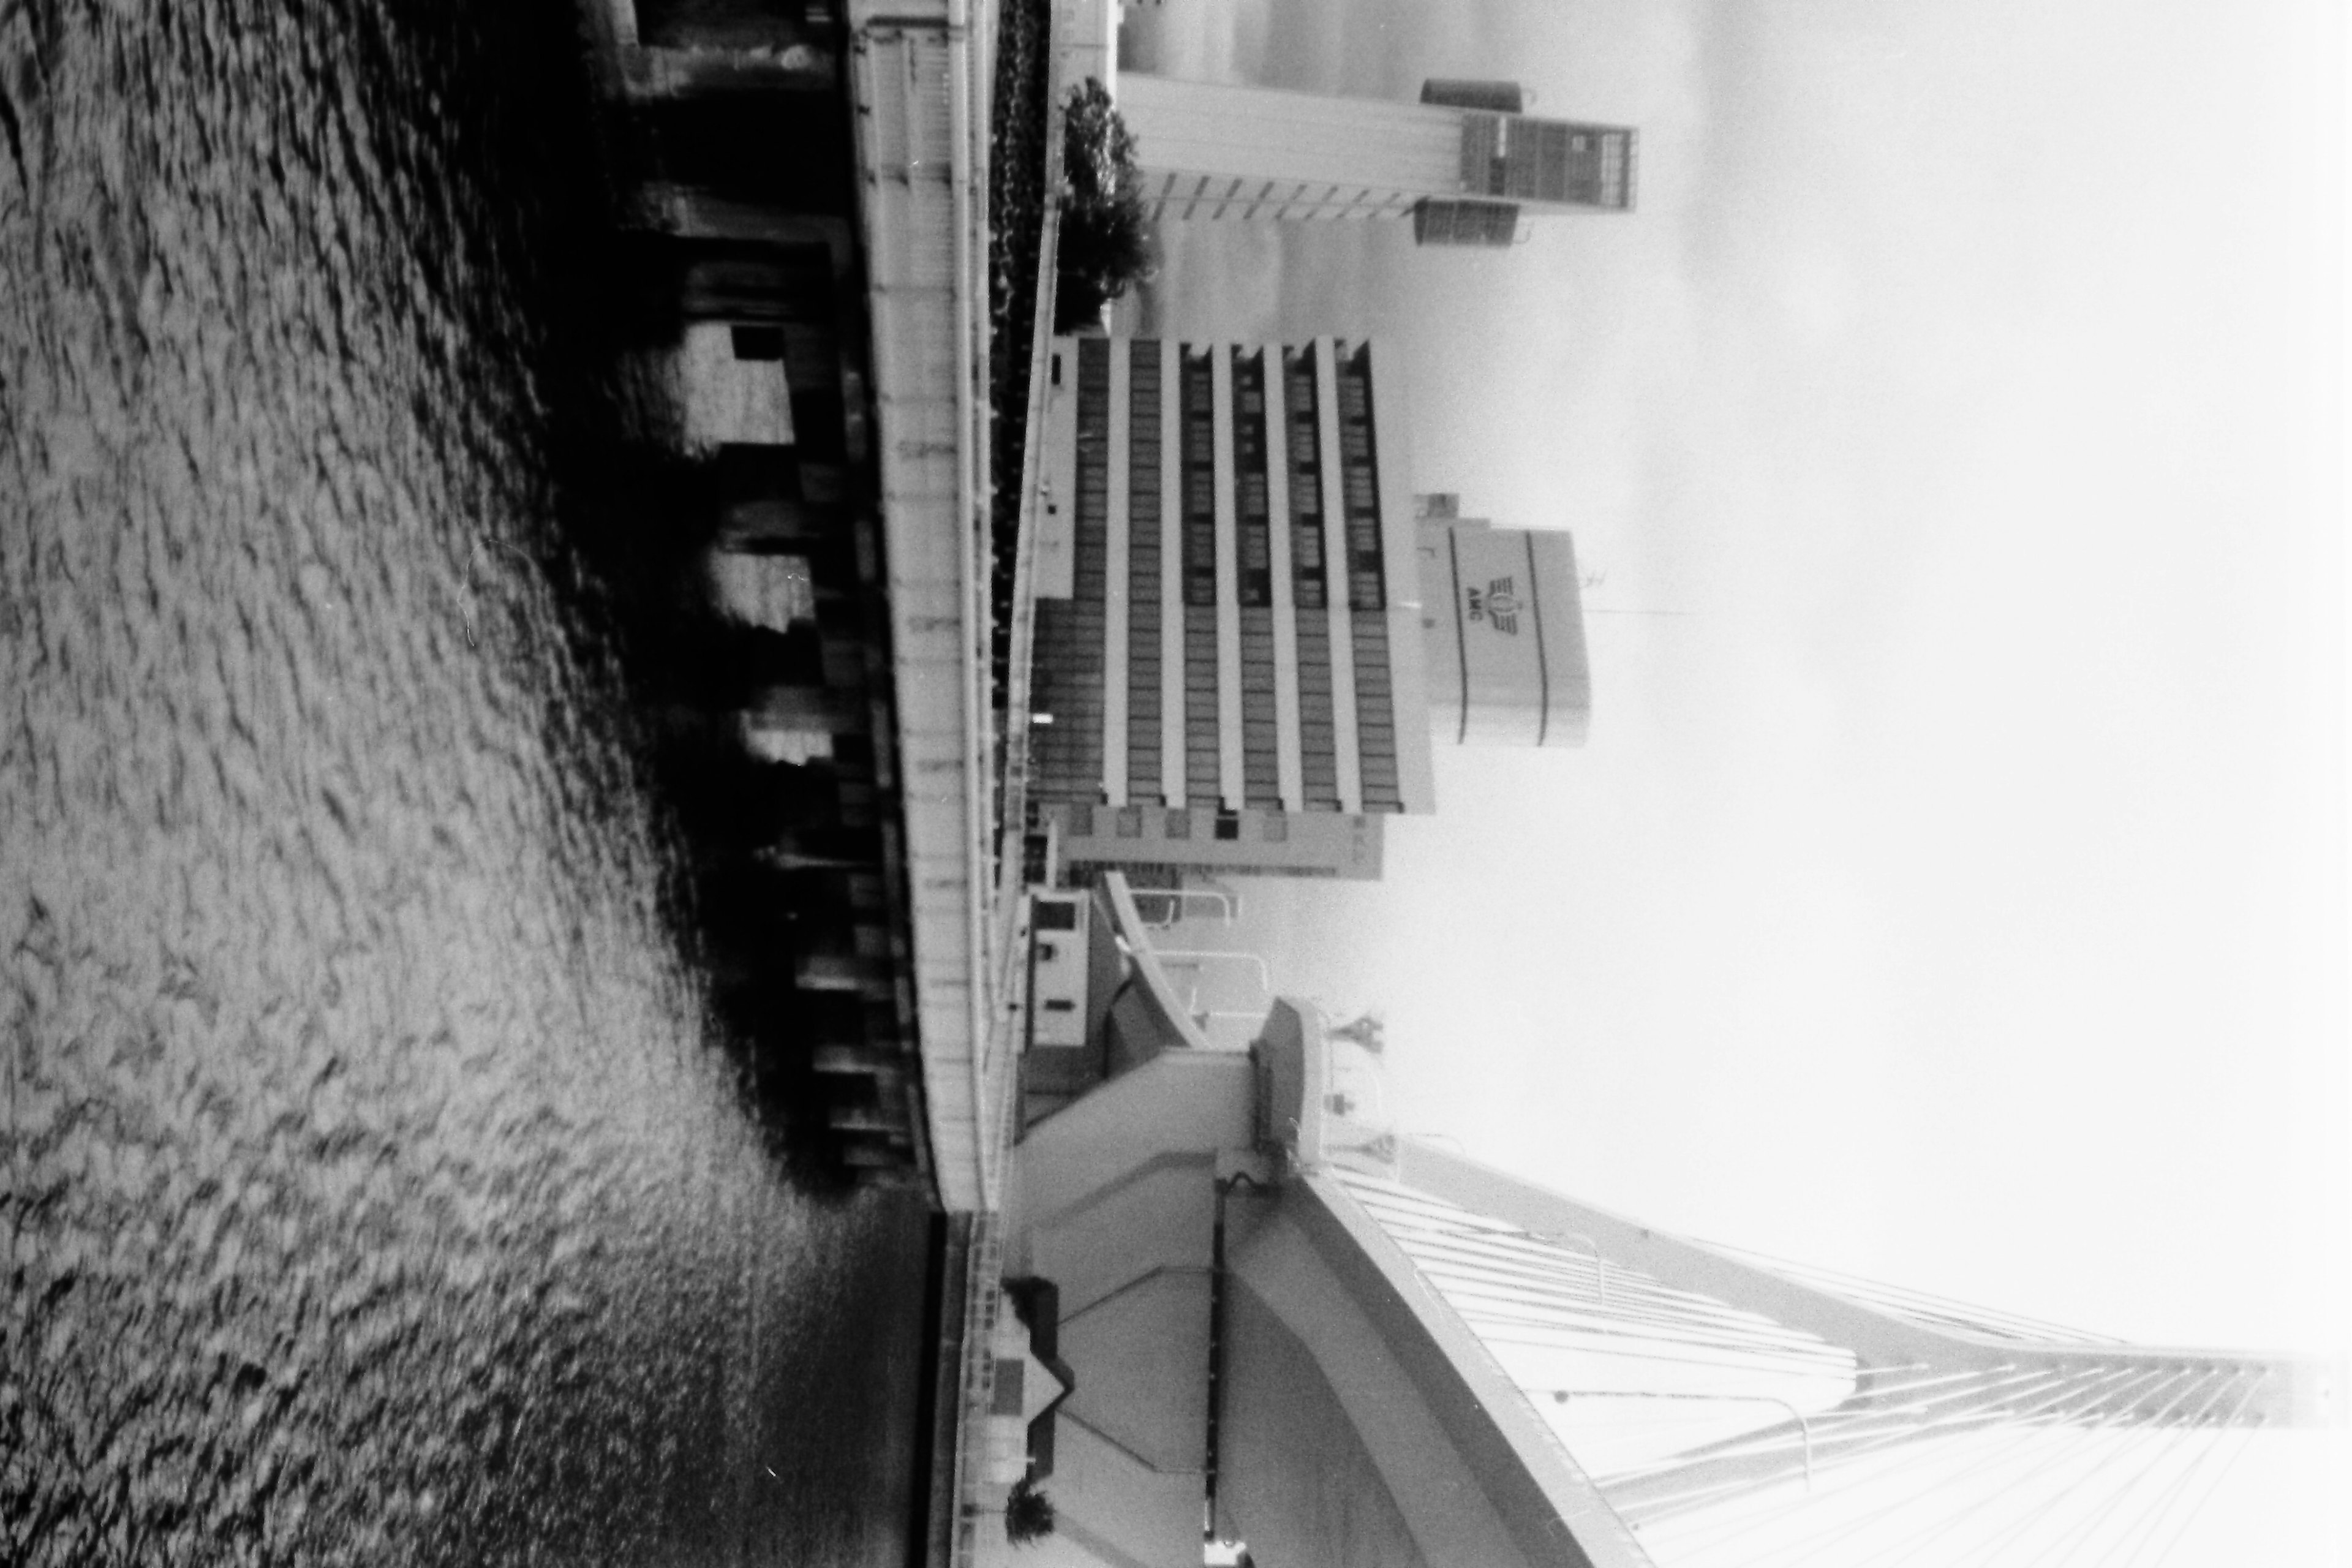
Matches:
[[559, 0, 1066, 1557]]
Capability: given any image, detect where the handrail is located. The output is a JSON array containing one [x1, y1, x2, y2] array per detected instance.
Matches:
[[848, 0, 1001, 1210], [935, 0, 997, 1207], [1137, 888, 1238, 927], [1153, 950, 1272, 997], [1098, 872, 1215, 1052]]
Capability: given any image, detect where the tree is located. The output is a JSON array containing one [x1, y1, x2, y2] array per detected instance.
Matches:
[[1054, 80, 1155, 331], [1001, 1485, 1058, 1542], [1004, 1476, 1057, 1545]]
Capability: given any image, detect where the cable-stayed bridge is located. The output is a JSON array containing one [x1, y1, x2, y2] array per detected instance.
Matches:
[[1003, 973, 2339, 1568], [1320, 1147, 2329, 1568]]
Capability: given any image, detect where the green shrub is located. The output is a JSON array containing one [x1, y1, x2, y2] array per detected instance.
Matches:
[[1005, 1477, 1057, 1545], [1054, 80, 1155, 330]]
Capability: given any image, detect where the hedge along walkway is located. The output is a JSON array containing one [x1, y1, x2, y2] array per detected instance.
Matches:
[[984, 0, 1080, 865], [986, 0, 1056, 717]]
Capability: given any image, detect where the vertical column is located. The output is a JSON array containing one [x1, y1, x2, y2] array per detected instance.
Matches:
[[1102, 344, 1131, 804], [1362, 341, 1434, 812], [1160, 339, 1188, 807], [1263, 358, 1303, 810], [1210, 345, 1244, 807], [1314, 339, 1364, 812], [1123, 339, 1165, 802]]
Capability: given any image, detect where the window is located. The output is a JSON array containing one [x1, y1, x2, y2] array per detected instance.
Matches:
[[1215, 816, 1241, 841], [1262, 816, 1289, 843], [1166, 810, 1193, 839], [1115, 808, 1144, 839], [1044, 999, 1076, 1013], [992, 1360, 1026, 1415], [731, 325, 785, 361], [1034, 901, 1079, 931]]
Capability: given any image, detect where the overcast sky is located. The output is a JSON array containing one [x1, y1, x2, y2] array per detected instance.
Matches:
[[1118, 1, 2345, 1551]]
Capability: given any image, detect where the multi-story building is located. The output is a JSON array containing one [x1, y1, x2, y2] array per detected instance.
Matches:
[[1115, 75, 1637, 246], [1025, 336, 1591, 879]]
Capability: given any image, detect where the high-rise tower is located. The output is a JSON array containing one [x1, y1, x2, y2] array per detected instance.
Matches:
[[1116, 76, 1637, 247]]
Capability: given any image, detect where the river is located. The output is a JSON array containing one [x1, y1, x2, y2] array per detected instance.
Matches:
[[0, 2, 935, 1564]]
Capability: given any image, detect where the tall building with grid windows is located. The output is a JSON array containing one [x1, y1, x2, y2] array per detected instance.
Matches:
[[1115, 75, 1637, 247], [1026, 337, 1589, 880]]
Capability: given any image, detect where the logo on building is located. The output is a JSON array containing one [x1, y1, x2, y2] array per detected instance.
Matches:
[[1465, 576, 1521, 635]]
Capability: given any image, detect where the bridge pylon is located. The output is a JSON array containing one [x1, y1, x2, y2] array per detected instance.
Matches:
[[1258, 998, 2341, 1568]]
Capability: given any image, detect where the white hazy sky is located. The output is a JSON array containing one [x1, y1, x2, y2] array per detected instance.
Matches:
[[1118, 1, 2347, 1556]]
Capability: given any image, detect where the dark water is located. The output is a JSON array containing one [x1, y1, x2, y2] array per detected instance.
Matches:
[[0, 4, 932, 1565]]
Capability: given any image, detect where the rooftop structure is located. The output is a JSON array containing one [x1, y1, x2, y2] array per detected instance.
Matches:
[[1117, 74, 1636, 246]]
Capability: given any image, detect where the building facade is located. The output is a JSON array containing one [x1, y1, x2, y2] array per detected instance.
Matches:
[[1027, 337, 1593, 879], [1115, 74, 1637, 245], [1046, 801, 1385, 881], [1027, 336, 1437, 878]]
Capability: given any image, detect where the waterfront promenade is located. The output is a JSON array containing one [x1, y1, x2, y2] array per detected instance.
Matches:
[[589, 0, 1019, 1213], [579, 0, 1076, 1555]]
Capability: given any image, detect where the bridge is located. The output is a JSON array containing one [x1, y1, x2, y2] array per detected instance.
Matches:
[[992, 909, 2339, 1568]]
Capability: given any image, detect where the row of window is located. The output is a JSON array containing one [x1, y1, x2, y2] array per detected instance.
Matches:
[[1072, 345, 1389, 614], [1031, 342, 1117, 801], [1334, 353, 1389, 614], [1282, 352, 1342, 792], [1126, 341, 1168, 806], [1047, 341, 1402, 814], [1046, 613, 1399, 810], [1281, 353, 1333, 614], [1460, 115, 1633, 207], [1232, 349, 1275, 612], [1239, 605, 1281, 807], [1180, 356, 1218, 609], [1062, 804, 1288, 845], [1183, 605, 1220, 796], [1352, 610, 1402, 811], [1099, 604, 1366, 809], [1295, 614, 1340, 805]]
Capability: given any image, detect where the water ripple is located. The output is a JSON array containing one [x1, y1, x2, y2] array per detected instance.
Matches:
[[2, 4, 930, 1565]]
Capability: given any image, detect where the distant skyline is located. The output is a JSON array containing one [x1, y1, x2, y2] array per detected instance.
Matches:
[[1116, 3, 2344, 1555]]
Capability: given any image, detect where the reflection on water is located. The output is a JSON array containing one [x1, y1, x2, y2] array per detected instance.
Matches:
[[0, 2, 930, 1564]]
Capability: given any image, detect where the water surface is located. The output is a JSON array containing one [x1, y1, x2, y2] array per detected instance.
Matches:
[[1, 4, 931, 1564]]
